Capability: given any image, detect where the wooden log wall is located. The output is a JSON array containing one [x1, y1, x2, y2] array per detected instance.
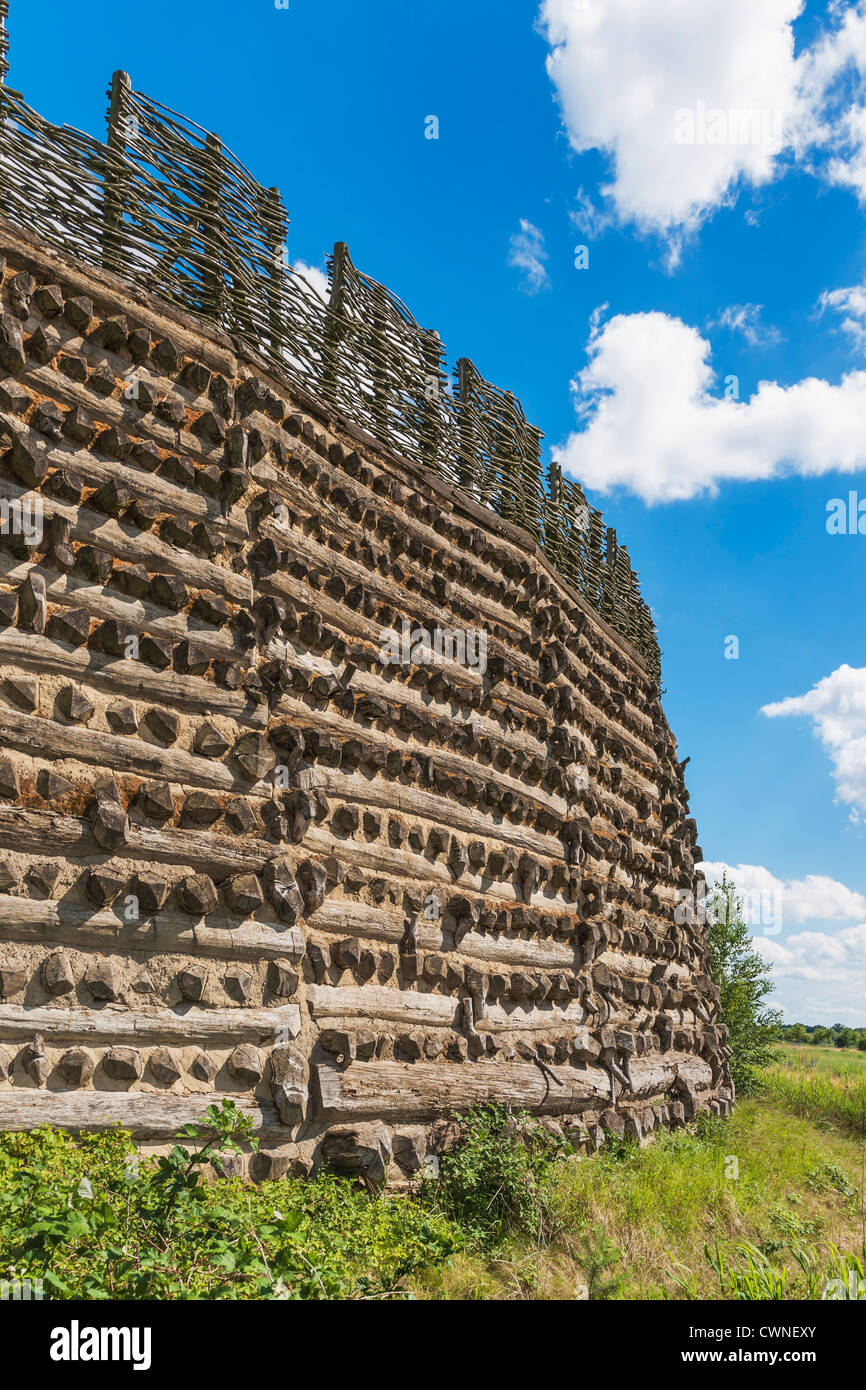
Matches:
[[0, 221, 732, 1183]]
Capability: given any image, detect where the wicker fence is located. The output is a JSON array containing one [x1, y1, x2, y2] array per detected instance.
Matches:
[[0, 3, 8, 88], [0, 7, 661, 683]]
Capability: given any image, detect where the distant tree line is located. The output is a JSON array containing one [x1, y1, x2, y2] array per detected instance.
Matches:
[[781, 1022, 866, 1051]]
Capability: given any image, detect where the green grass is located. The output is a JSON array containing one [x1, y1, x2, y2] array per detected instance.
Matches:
[[778, 1043, 866, 1074], [765, 1045, 866, 1137], [414, 1101, 866, 1299], [415, 1042, 866, 1298]]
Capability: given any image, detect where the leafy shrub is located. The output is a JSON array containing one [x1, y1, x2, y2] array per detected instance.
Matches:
[[422, 1104, 566, 1247], [706, 873, 783, 1094], [762, 1205, 822, 1257], [0, 1103, 456, 1300], [601, 1134, 638, 1163]]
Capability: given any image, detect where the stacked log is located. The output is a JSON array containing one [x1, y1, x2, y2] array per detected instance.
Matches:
[[0, 221, 732, 1182]]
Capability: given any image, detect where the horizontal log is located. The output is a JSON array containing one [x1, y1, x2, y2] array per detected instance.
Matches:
[[0, 895, 304, 962], [302, 826, 579, 913], [305, 982, 653, 1038], [627, 1053, 713, 1097], [313, 1051, 712, 1121], [0, 1001, 301, 1043], [0, 1091, 283, 1139], [22, 353, 228, 460], [0, 705, 268, 796], [308, 902, 579, 972], [0, 473, 251, 603], [0, 805, 271, 874], [599, 948, 690, 986], [0, 555, 243, 660], [309, 899, 407, 943], [314, 1059, 610, 1120], [458, 930, 577, 971], [0, 630, 265, 724], [306, 984, 459, 1029], [298, 766, 568, 858], [478, 1001, 586, 1033], [0, 407, 247, 542], [274, 668, 555, 769], [264, 564, 504, 696]]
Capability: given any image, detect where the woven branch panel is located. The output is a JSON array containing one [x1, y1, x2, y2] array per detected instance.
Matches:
[[0, 43, 661, 683], [0, 226, 730, 1178]]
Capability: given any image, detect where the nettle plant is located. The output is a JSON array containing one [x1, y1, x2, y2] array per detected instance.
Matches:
[[151, 1099, 258, 1203]]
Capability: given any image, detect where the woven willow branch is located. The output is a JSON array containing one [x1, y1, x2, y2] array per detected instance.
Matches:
[[0, 1, 8, 88]]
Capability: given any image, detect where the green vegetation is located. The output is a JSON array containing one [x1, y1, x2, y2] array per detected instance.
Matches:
[[0, 1101, 455, 1300], [420, 1104, 566, 1248], [416, 1097, 865, 1300], [1, 1073, 863, 1301], [765, 1045, 866, 1138], [705, 872, 783, 1094], [780, 1023, 866, 1051]]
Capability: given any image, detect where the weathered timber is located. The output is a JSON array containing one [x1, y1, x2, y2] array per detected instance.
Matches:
[[0, 1092, 283, 1139], [0, 895, 304, 961], [0, 1002, 301, 1043], [314, 1053, 712, 1122]]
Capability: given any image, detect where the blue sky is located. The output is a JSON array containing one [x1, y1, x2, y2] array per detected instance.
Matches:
[[6, 0, 866, 1023]]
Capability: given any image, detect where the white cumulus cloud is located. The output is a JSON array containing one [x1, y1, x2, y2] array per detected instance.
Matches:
[[538, 1, 866, 248], [762, 664, 866, 814], [538, 0, 805, 237], [700, 861, 866, 1022], [751, 923, 866, 1023], [555, 309, 866, 502], [701, 862, 866, 925]]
